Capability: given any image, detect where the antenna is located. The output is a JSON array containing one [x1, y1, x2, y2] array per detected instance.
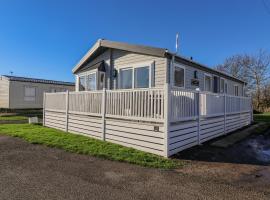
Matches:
[[175, 33, 179, 54]]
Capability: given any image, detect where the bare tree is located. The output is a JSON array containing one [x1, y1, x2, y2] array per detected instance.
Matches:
[[216, 49, 270, 112]]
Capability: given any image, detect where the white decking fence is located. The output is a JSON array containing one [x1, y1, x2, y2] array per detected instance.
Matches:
[[43, 84, 252, 157]]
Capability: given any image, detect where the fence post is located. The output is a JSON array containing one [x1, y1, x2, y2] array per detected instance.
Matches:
[[43, 93, 46, 126], [197, 91, 201, 145], [101, 88, 107, 141], [164, 83, 171, 158], [65, 91, 69, 132], [224, 94, 227, 135]]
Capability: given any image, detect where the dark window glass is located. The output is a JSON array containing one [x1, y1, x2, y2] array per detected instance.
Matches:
[[174, 67, 184, 87]]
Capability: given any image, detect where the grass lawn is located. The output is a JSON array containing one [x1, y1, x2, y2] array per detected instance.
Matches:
[[254, 112, 270, 123], [0, 124, 180, 169], [0, 115, 28, 121]]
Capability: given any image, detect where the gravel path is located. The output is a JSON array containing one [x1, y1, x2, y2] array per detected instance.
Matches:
[[0, 135, 269, 200]]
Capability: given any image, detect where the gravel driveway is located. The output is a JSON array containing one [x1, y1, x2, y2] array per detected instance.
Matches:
[[0, 135, 269, 200]]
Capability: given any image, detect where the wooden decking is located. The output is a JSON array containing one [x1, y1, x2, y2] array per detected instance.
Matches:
[[43, 85, 252, 157]]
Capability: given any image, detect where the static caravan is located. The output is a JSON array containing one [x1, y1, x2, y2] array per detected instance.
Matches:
[[44, 39, 252, 157], [0, 75, 74, 109]]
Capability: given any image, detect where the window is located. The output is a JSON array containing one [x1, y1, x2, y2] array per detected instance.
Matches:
[[79, 76, 86, 91], [174, 65, 185, 87], [213, 76, 219, 93], [78, 72, 97, 91], [119, 62, 154, 89], [204, 74, 212, 92], [220, 78, 225, 93], [24, 86, 36, 101], [120, 68, 133, 89], [225, 82, 228, 94], [86, 73, 96, 91], [234, 85, 239, 96], [134, 66, 149, 88]]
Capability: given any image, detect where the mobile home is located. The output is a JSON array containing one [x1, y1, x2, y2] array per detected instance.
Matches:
[[0, 75, 74, 109], [43, 39, 252, 157]]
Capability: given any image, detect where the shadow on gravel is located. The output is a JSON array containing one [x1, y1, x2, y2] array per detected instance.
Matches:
[[173, 127, 270, 166]]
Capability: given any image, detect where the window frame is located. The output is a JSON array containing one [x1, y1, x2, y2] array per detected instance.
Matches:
[[118, 61, 154, 89], [78, 70, 97, 91], [220, 78, 226, 94], [173, 63, 185, 88], [204, 73, 212, 92], [24, 86, 36, 102], [119, 67, 133, 89], [86, 71, 97, 91]]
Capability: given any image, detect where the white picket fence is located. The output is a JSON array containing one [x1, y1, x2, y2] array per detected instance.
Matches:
[[43, 84, 252, 157]]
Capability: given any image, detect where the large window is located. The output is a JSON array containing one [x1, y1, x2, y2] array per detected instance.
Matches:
[[120, 68, 133, 89], [134, 66, 149, 88], [86, 73, 96, 91], [119, 62, 154, 89], [24, 86, 36, 102], [204, 74, 212, 92], [174, 65, 185, 87]]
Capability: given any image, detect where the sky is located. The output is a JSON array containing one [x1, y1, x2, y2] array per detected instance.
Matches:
[[0, 0, 269, 82]]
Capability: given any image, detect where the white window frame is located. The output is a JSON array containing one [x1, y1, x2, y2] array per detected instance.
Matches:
[[24, 86, 36, 102], [119, 67, 133, 89], [118, 61, 154, 89], [78, 70, 98, 91], [234, 85, 239, 96], [204, 73, 212, 92], [173, 63, 185, 88]]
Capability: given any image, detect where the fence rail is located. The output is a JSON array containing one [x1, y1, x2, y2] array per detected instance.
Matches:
[[43, 85, 252, 157], [106, 88, 164, 121], [44, 86, 252, 123]]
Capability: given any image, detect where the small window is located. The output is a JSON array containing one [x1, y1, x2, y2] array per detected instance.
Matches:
[[134, 66, 149, 88], [24, 86, 36, 101], [79, 76, 86, 91], [220, 78, 225, 93], [86, 73, 96, 91], [120, 68, 133, 89], [174, 65, 185, 87], [204, 74, 212, 92], [234, 85, 239, 96]]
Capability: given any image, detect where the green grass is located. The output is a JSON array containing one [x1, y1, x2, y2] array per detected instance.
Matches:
[[0, 124, 180, 169], [0, 115, 28, 121], [254, 112, 270, 122]]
